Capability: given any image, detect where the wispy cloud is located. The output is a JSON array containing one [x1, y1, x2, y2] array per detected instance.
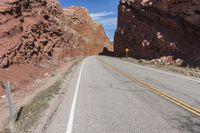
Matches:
[[90, 11, 117, 41], [90, 11, 117, 28], [98, 17, 117, 27], [90, 12, 115, 20]]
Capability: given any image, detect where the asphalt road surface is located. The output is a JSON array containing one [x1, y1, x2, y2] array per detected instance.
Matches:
[[45, 56, 200, 133]]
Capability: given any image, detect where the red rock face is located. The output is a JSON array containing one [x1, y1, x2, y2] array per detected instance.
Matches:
[[114, 0, 200, 65], [0, 0, 112, 68], [63, 6, 113, 56]]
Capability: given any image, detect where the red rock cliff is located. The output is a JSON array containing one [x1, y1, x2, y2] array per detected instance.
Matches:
[[0, 0, 112, 68], [63, 6, 113, 56], [114, 0, 200, 65]]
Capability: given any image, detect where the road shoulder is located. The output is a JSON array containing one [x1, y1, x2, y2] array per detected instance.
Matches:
[[1, 57, 84, 133]]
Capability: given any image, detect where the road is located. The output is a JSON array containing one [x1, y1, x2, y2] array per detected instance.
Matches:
[[44, 56, 200, 133]]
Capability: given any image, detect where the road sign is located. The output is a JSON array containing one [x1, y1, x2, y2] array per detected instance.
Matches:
[[125, 48, 129, 57]]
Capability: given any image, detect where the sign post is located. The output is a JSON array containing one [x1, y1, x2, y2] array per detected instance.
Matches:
[[6, 81, 13, 122], [125, 48, 129, 57]]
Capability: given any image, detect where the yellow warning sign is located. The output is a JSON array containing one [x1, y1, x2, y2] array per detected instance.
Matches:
[[125, 48, 129, 53], [125, 48, 129, 57]]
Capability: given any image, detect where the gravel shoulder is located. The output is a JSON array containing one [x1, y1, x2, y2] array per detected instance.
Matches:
[[119, 57, 200, 78]]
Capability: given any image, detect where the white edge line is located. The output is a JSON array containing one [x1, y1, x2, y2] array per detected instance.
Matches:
[[101, 56, 200, 83], [66, 59, 85, 133], [119, 59, 200, 83]]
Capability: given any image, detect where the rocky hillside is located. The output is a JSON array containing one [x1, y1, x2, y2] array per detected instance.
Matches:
[[0, 0, 112, 68], [63, 6, 113, 56], [114, 0, 200, 65]]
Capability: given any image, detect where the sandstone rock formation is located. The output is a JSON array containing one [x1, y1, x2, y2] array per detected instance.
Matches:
[[0, 0, 112, 68], [63, 6, 113, 56], [114, 0, 200, 65]]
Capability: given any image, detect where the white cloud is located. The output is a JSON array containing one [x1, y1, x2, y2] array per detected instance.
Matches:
[[98, 17, 117, 27], [90, 11, 117, 41], [90, 12, 115, 20], [90, 11, 117, 29]]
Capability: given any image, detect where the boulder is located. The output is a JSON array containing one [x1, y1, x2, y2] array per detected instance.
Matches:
[[0, 58, 9, 68]]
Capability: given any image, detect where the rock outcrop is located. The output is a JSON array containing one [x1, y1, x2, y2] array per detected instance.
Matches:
[[0, 0, 112, 68], [63, 6, 113, 56], [114, 0, 200, 65]]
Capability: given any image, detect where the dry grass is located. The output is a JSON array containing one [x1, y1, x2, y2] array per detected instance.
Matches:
[[3, 57, 83, 133]]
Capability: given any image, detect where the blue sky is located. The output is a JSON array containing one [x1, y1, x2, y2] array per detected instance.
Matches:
[[58, 0, 118, 41]]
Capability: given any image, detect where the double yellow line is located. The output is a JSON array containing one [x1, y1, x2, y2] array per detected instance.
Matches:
[[98, 57, 200, 117]]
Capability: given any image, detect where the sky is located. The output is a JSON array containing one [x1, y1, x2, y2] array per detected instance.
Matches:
[[58, 0, 118, 41]]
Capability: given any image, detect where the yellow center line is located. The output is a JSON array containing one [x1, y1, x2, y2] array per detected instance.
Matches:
[[97, 57, 200, 117]]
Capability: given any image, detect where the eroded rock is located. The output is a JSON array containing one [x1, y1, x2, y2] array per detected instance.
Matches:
[[0, 58, 9, 68], [114, 0, 200, 65], [0, 0, 112, 68]]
